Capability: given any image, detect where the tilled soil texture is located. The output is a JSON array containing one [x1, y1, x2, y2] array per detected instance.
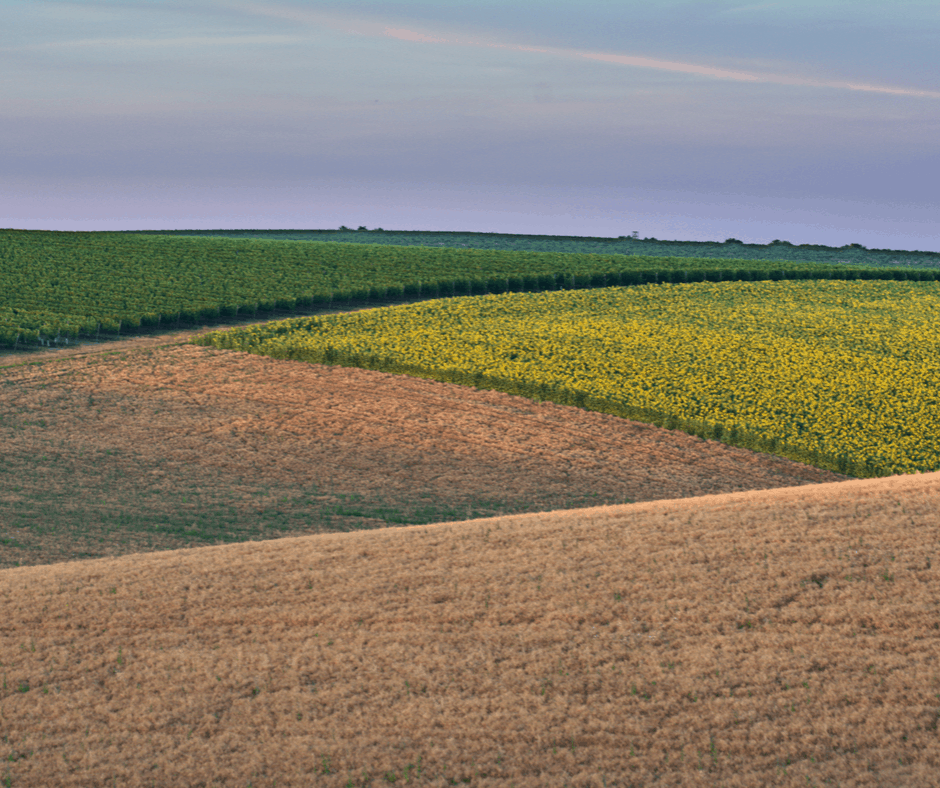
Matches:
[[1, 471, 938, 786], [1, 329, 849, 571]]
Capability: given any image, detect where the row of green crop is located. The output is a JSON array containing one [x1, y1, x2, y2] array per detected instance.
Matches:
[[4, 261, 940, 349], [3, 229, 939, 348], [128, 228, 940, 268]]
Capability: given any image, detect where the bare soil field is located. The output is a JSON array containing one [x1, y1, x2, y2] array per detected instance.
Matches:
[[0, 471, 938, 786], [0, 322, 848, 571]]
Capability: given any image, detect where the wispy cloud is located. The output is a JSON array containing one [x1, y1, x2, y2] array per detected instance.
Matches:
[[571, 49, 940, 97], [224, 1, 940, 100]]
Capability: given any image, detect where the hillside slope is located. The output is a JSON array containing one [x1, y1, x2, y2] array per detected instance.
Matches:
[[1, 471, 938, 786]]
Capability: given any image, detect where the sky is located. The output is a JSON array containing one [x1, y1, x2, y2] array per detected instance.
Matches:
[[2, 0, 939, 250]]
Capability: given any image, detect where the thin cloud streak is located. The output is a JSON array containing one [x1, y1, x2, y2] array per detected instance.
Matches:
[[573, 52, 760, 82], [382, 29, 940, 99], [224, 2, 940, 99], [573, 49, 940, 97]]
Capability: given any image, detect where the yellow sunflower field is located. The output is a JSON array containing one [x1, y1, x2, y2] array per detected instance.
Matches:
[[195, 279, 940, 478]]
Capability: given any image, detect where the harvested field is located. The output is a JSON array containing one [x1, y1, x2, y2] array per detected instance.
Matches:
[[1, 327, 849, 570], [1, 471, 938, 786]]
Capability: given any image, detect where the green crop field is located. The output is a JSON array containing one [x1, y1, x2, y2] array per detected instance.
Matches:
[[3, 229, 936, 349], [194, 279, 940, 479]]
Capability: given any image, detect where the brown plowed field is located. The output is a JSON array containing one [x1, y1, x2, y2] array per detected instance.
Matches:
[[1, 323, 848, 570]]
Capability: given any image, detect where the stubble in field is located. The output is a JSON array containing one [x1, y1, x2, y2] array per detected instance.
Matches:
[[1, 339, 849, 569], [0, 471, 937, 786]]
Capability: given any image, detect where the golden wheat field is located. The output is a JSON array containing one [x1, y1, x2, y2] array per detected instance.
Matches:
[[1, 466, 939, 787]]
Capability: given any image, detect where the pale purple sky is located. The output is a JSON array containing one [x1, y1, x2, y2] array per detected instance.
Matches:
[[2, 1, 939, 249]]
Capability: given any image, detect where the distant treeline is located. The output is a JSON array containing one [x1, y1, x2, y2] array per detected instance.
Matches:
[[123, 228, 940, 269]]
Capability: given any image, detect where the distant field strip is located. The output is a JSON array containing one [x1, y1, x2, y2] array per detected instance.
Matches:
[[195, 280, 940, 478], [3, 229, 936, 348]]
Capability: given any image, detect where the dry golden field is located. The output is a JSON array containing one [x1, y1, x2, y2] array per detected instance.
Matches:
[[1, 321, 938, 786], [0, 323, 847, 571]]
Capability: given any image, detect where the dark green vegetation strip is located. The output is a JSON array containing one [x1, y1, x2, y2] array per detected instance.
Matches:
[[3, 229, 938, 349], [129, 227, 940, 268]]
